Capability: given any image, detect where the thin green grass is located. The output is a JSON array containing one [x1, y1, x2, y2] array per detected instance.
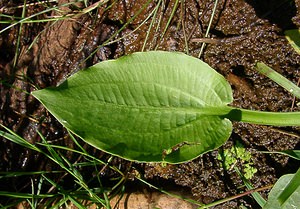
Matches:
[[0, 124, 197, 208], [12, 0, 26, 68], [0, 0, 111, 96], [0, 125, 118, 208], [154, 0, 180, 50], [0, 170, 63, 178], [105, 0, 153, 46], [104, 0, 152, 44], [180, 0, 189, 54], [83, 0, 153, 62], [0, 1, 74, 34], [198, 0, 219, 58], [37, 132, 112, 207], [0, 1, 110, 27], [141, 0, 163, 51], [0, 191, 55, 199], [235, 167, 267, 207], [260, 150, 300, 160]]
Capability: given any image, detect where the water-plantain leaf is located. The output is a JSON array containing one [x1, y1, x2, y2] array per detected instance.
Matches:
[[277, 168, 300, 206], [263, 169, 300, 209], [32, 51, 233, 163]]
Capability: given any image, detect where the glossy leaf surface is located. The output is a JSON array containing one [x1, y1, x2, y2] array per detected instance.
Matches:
[[32, 51, 233, 163]]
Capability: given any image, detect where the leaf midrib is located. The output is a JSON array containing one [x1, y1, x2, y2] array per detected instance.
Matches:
[[64, 80, 228, 107], [44, 93, 230, 117]]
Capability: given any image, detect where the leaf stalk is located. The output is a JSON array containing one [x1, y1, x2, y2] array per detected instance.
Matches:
[[224, 106, 300, 126]]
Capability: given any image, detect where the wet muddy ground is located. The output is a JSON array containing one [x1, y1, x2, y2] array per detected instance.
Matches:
[[1, 0, 300, 208]]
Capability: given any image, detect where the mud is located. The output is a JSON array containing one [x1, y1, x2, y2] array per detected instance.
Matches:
[[1, 0, 300, 208]]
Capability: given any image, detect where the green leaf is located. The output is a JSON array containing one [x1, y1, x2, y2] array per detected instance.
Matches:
[[32, 51, 234, 163], [263, 169, 300, 209], [277, 168, 300, 206], [285, 29, 300, 55]]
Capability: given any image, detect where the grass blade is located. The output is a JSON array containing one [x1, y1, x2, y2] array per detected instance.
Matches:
[[261, 150, 300, 161], [285, 29, 300, 54], [235, 167, 266, 207], [198, 0, 219, 58], [0, 191, 55, 198], [0, 124, 40, 152], [159, 0, 179, 43], [67, 195, 86, 209], [255, 62, 300, 99], [0, 171, 62, 179]]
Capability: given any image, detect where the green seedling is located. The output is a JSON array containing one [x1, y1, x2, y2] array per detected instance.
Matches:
[[31, 51, 300, 163], [218, 141, 257, 180]]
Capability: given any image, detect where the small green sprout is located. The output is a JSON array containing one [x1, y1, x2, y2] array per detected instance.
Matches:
[[218, 141, 257, 179]]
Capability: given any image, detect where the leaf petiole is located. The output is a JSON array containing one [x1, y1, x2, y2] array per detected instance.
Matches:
[[223, 106, 300, 126]]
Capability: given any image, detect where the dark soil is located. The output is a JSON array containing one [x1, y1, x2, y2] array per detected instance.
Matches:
[[1, 0, 300, 208]]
